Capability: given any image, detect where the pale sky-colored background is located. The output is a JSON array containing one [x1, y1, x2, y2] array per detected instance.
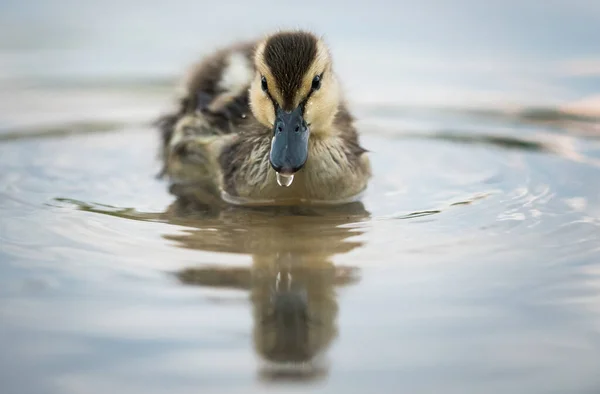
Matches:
[[0, 0, 599, 111]]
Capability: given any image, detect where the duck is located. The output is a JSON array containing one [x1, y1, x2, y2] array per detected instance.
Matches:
[[155, 30, 372, 206]]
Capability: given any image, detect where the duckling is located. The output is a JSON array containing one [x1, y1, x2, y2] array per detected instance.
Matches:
[[156, 30, 371, 206]]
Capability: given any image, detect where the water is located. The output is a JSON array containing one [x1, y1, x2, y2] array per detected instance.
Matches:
[[276, 172, 294, 188], [1, 1, 600, 393]]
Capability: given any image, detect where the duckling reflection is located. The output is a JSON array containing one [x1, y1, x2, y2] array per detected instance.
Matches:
[[170, 198, 368, 381], [56, 193, 367, 380], [254, 252, 333, 365]]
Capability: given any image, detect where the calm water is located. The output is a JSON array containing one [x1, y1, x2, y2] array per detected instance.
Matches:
[[1, 1, 600, 393]]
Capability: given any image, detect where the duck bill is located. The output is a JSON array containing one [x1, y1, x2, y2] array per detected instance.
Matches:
[[269, 106, 309, 175]]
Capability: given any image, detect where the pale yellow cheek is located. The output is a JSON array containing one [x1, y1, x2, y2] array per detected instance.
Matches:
[[260, 98, 275, 125], [304, 78, 340, 131], [305, 95, 337, 131], [249, 86, 275, 127]]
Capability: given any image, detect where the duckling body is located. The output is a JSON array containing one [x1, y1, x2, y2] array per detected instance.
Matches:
[[156, 31, 371, 206]]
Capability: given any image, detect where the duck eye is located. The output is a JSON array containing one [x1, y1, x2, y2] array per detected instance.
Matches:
[[261, 76, 268, 92], [311, 75, 321, 90]]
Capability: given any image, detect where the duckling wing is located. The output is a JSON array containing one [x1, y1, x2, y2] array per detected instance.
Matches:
[[157, 41, 256, 154], [177, 41, 256, 133], [155, 41, 258, 199]]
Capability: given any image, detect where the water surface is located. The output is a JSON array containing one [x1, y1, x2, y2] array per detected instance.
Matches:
[[1, 1, 600, 393]]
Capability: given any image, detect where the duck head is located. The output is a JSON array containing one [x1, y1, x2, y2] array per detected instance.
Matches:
[[249, 31, 341, 184]]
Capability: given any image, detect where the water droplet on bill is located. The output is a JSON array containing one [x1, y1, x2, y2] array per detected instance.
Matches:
[[276, 172, 294, 187]]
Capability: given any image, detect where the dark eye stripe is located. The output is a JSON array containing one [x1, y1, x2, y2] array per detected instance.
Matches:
[[300, 72, 324, 110], [261, 76, 268, 92], [261, 72, 323, 114], [311, 74, 321, 90], [260, 75, 280, 110]]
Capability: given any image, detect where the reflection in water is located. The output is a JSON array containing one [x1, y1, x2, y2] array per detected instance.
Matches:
[[177, 252, 360, 383], [170, 199, 368, 382], [171, 199, 368, 382], [59, 195, 369, 382]]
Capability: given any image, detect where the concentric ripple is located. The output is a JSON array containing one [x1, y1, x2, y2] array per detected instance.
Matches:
[[1, 101, 600, 394]]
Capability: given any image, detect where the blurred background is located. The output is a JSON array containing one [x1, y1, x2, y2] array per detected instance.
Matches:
[[1, 0, 599, 126], [1, 1, 600, 394]]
